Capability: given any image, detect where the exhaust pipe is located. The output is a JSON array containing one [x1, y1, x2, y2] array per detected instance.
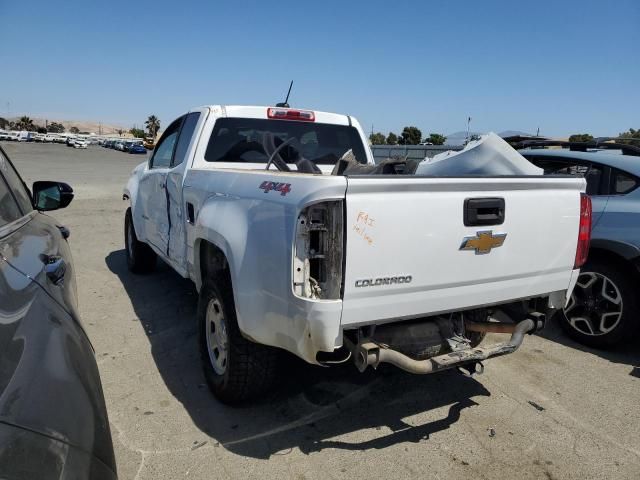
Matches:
[[465, 311, 545, 334], [351, 316, 541, 375]]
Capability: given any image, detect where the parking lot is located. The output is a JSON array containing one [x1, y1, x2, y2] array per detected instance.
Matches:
[[4, 142, 640, 480]]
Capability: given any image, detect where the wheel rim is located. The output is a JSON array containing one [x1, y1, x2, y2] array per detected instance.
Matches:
[[126, 221, 135, 260], [205, 296, 229, 375], [564, 271, 623, 336]]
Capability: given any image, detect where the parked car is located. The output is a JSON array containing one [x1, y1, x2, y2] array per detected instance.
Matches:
[[66, 135, 76, 147], [143, 137, 155, 150], [17, 131, 33, 142], [114, 140, 126, 151], [519, 140, 640, 348], [129, 142, 147, 154], [43, 133, 56, 143], [0, 130, 9, 141], [0, 145, 117, 479], [123, 105, 588, 404], [73, 137, 88, 149]]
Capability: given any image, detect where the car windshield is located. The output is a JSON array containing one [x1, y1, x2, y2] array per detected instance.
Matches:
[[204, 117, 368, 165]]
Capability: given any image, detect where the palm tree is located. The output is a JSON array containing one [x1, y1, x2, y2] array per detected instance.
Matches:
[[145, 115, 160, 139], [17, 116, 35, 131]]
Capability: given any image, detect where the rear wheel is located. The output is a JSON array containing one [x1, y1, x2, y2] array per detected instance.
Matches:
[[561, 259, 638, 348], [198, 276, 279, 404], [124, 208, 157, 274]]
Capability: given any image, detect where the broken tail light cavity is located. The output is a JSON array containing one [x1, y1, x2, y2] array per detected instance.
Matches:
[[293, 201, 343, 300], [267, 108, 315, 122]]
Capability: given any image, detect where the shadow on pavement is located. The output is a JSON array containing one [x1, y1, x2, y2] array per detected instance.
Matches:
[[106, 249, 490, 459], [537, 315, 640, 376]]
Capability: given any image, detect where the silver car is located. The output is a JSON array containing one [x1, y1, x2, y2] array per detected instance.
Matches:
[[520, 144, 640, 348]]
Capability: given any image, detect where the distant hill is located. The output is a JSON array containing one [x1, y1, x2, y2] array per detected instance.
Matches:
[[498, 130, 534, 138], [444, 131, 483, 146]]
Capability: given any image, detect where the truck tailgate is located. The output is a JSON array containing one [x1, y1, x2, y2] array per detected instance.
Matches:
[[341, 176, 585, 326]]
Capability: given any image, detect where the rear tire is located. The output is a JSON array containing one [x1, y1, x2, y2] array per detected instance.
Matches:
[[124, 208, 157, 274], [198, 276, 279, 404], [560, 258, 639, 348]]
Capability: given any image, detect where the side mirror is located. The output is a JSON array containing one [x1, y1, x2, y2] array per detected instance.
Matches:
[[32, 181, 74, 211]]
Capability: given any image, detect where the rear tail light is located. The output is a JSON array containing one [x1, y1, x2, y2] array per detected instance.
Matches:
[[574, 193, 592, 268], [267, 107, 315, 122], [293, 201, 343, 299]]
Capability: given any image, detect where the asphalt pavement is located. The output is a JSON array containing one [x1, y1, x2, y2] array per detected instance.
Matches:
[[4, 142, 640, 480]]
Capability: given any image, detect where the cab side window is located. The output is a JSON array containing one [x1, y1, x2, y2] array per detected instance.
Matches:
[[171, 112, 201, 167], [150, 117, 184, 169]]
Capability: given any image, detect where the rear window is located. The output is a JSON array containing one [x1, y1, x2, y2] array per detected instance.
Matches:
[[204, 118, 367, 166]]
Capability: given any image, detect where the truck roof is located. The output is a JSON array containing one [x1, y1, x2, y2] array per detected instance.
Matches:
[[192, 105, 355, 127]]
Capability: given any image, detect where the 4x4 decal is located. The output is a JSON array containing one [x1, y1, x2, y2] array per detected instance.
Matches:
[[259, 181, 292, 196]]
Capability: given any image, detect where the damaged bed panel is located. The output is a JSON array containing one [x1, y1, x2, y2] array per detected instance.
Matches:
[[414, 133, 544, 176]]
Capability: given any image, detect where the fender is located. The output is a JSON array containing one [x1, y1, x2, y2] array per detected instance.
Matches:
[[123, 161, 148, 241], [191, 193, 294, 346], [589, 238, 640, 262]]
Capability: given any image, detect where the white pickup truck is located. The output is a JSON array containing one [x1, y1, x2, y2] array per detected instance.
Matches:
[[123, 105, 591, 404]]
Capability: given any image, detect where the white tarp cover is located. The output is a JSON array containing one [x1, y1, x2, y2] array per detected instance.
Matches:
[[414, 132, 543, 176]]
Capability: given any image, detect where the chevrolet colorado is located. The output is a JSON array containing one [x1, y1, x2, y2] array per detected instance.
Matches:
[[123, 105, 591, 404]]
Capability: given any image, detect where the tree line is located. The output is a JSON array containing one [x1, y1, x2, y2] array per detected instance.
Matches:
[[568, 129, 639, 144], [0, 116, 67, 133], [127, 116, 161, 139], [369, 126, 447, 146]]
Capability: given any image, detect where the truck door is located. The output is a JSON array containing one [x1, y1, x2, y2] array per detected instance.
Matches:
[[138, 117, 184, 255], [166, 111, 204, 266]]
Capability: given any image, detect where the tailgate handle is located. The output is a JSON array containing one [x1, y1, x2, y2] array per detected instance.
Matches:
[[464, 198, 505, 226]]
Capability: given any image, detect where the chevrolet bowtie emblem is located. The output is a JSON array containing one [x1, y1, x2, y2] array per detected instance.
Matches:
[[460, 230, 507, 255]]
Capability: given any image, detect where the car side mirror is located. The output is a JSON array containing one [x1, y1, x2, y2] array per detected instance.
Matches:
[[32, 181, 74, 211]]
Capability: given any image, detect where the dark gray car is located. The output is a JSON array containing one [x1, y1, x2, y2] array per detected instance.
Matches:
[[520, 145, 640, 348], [0, 146, 117, 479]]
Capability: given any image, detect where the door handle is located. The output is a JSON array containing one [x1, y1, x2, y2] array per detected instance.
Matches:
[[464, 198, 505, 226], [44, 255, 66, 285]]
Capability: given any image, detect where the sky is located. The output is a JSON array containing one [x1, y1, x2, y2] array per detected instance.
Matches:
[[1, 0, 638, 137]]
